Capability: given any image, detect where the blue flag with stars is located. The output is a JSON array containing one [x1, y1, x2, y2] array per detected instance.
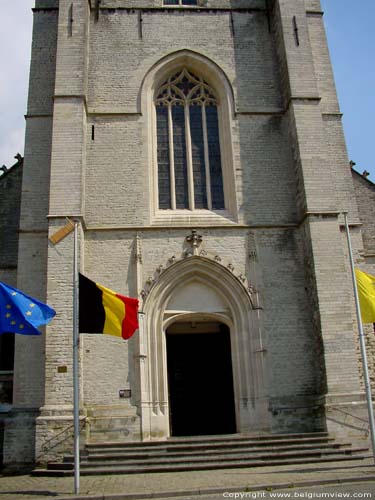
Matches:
[[0, 281, 56, 335]]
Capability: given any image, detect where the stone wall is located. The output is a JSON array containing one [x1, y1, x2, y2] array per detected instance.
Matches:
[[0, 158, 23, 285], [351, 170, 375, 398], [3, 0, 374, 465], [352, 170, 375, 257], [0, 158, 23, 466]]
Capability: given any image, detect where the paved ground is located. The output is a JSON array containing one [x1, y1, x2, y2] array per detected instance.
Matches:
[[0, 459, 374, 500], [158, 482, 375, 499]]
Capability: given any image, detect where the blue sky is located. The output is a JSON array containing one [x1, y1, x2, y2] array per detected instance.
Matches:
[[0, 2, 33, 172], [321, 0, 375, 180], [0, 1, 374, 180]]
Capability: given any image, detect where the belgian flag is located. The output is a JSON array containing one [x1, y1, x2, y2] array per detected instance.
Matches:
[[79, 273, 139, 339]]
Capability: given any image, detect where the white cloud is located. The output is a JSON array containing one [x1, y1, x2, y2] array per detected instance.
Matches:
[[0, 127, 26, 169], [0, 2, 33, 167]]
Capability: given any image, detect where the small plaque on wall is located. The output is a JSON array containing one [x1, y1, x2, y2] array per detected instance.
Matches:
[[119, 389, 131, 398]]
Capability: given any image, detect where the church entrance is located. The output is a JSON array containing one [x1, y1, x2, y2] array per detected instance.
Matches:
[[166, 322, 236, 437]]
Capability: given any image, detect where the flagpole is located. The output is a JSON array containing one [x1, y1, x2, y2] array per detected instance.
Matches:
[[343, 212, 375, 462], [73, 220, 80, 493]]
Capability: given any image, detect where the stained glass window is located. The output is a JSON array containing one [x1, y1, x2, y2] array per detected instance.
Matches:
[[156, 107, 171, 209], [172, 106, 189, 209], [155, 69, 224, 211]]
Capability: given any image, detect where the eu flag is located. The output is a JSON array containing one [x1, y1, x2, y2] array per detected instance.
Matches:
[[0, 281, 56, 335]]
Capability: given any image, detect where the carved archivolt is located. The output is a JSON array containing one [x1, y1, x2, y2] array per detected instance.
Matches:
[[137, 241, 267, 436], [140, 249, 259, 310]]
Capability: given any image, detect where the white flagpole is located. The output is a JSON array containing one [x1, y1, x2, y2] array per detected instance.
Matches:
[[343, 212, 375, 462], [73, 221, 80, 493]]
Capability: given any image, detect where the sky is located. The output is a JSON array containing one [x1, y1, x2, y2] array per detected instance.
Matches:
[[0, 1, 374, 180]]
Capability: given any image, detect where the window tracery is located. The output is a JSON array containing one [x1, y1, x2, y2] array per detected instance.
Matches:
[[155, 69, 225, 211]]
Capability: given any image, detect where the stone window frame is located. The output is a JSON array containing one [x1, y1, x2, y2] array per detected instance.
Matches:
[[141, 51, 238, 225]]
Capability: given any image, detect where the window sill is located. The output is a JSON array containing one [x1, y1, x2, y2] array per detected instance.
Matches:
[[152, 209, 238, 226]]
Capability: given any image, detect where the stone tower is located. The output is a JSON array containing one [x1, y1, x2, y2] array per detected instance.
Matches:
[[2, 0, 373, 467]]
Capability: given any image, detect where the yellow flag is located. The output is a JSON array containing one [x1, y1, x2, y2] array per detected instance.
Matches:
[[355, 269, 375, 324]]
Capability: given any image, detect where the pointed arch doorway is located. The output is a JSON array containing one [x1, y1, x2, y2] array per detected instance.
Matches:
[[139, 255, 269, 441], [166, 321, 236, 436]]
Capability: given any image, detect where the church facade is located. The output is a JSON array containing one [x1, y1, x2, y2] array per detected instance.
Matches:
[[1, 0, 375, 467]]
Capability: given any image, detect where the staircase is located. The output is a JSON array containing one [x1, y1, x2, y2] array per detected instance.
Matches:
[[33, 432, 368, 476]]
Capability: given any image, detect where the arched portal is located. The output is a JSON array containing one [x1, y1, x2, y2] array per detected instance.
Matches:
[[138, 255, 269, 440]]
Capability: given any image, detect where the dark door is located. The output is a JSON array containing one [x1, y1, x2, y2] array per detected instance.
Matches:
[[166, 324, 236, 436]]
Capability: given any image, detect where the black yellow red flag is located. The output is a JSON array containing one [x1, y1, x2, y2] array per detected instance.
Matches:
[[79, 273, 139, 339]]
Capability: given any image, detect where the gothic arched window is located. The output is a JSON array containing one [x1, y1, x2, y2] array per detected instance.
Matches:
[[155, 69, 225, 211]]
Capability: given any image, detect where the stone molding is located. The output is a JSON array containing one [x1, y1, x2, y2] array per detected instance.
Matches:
[[140, 49, 238, 225], [137, 248, 268, 439]]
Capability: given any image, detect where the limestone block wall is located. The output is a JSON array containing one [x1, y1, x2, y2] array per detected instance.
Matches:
[[57, 0, 365, 442], [85, 118, 148, 226], [4, 0, 373, 464], [81, 332, 141, 443], [0, 162, 23, 284], [87, 7, 280, 111], [352, 171, 375, 257], [82, 335, 131, 405], [82, 226, 324, 434], [85, 6, 285, 228], [256, 227, 325, 432], [97, 0, 267, 8], [306, 6, 359, 219], [351, 171, 375, 397], [0, 161, 23, 461], [237, 114, 298, 225], [305, 0, 372, 445], [270, 0, 369, 445], [83, 232, 137, 406], [27, 10, 59, 116], [306, 9, 339, 114], [35, 0, 58, 7]]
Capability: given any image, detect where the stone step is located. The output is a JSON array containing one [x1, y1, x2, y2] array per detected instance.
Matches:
[[85, 436, 334, 455], [84, 440, 336, 455], [33, 433, 368, 477], [64, 442, 351, 462], [33, 453, 367, 477], [85, 432, 330, 450], [49, 446, 368, 469]]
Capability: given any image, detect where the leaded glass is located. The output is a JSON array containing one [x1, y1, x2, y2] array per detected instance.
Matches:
[[156, 107, 171, 209], [155, 68, 224, 211], [190, 106, 207, 208], [206, 106, 224, 209], [172, 106, 189, 209]]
